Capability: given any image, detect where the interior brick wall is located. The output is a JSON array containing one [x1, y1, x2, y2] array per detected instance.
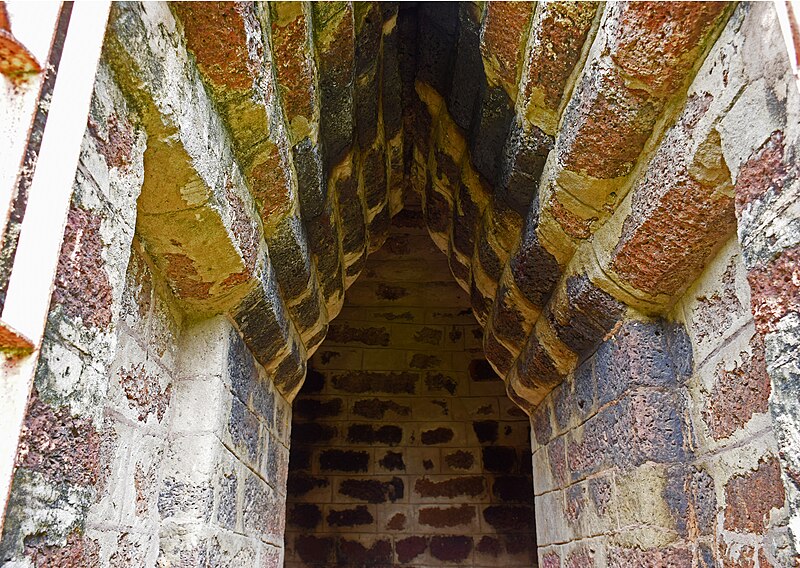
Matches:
[[284, 204, 537, 567]]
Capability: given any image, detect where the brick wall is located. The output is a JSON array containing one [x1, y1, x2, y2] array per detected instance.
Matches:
[[529, 239, 793, 566], [284, 204, 537, 567], [82, 240, 184, 565], [0, 62, 150, 565], [678, 240, 792, 566], [0, 53, 293, 565], [0, 59, 294, 564]]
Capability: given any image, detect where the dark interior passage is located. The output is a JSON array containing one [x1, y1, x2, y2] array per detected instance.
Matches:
[[284, 203, 537, 567]]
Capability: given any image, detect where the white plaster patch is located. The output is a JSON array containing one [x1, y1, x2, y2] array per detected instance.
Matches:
[[719, 79, 784, 184]]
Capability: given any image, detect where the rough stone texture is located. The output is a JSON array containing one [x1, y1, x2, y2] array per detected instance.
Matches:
[[519, 2, 598, 134], [710, 2, 800, 558], [0, 61, 149, 566], [724, 457, 786, 534], [704, 333, 771, 441], [608, 96, 736, 303], [533, 262, 792, 567], [105, 4, 267, 315], [2, 2, 800, 567], [480, 2, 534, 100], [52, 207, 114, 329], [559, 2, 727, 179], [15, 387, 101, 487], [154, 318, 292, 566]]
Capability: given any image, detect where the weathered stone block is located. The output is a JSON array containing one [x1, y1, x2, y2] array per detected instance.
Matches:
[[415, 5, 457, 96], [479, 1, 535, 99], [594, 319, 689, 406], [547, 274, 625, 357], [724, 456, 786, 534], [320, 450, 370, 473], [446, 3, 483, 131], [469, 83, 515, 186], [521, 2, 597, 131], [338, 477, 404, 503]]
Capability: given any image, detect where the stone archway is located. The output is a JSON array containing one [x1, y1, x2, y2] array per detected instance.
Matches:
[[0, 2, 797, 567]]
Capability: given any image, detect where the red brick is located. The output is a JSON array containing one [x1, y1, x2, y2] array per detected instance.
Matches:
[[287, 503, 321, 529], [339, 477, 403, 503], [294, 535, 334, 565], [414, 476, 485, 498], [549, 437, 567, 487], [532, 403, 553, 446], [724, 457, 786, 533], [23, 532, 100, 568], [721, 542, 755, 568], [477, 536, 501, 557], [418, 504, 476, 528], [53, 207, 113, 327], [270, 6, 314, 123], [444, 449, 474, 470], [758, 548, 775, 568], [387, 513, 406, 531], [17, 388, 100, 486], [481, 2, 535, 93], [610, 101, 736, 296], [429, 535, 473, 563], [522, 3, 597, 113], [549, 195, 594, 239], [565, 484, 587, 524], [609, 2, 728, 95], [608, 545, 692, 568], [336, 538, 391, 566], [118, 364, 171, 423], [734, 131, 787, 216], [542, 550, 561, 568], [327, 505, 373, 527], [87, 115, 135, 170], [566, 547, 595, 568], [327, 322, 390, 346], [483, 505, 535, 530], [704, 333, 770, 440], [559, 64, 660, 179], [396, 536, 428, 564], [173, 3, 255, 92], [247, 146, 295, 222]]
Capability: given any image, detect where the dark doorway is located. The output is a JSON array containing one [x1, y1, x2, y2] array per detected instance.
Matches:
[[284, 205, 537, 567]]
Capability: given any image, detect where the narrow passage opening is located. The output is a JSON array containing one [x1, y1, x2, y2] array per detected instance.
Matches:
[[283, 204, 537, 567]]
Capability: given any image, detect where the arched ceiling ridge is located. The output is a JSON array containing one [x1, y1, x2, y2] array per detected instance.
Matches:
[[104, 1, 792, 415]]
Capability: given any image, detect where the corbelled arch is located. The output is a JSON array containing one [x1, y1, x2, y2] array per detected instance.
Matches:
[[0, 1, 798, 567], [282, 197, 540, 566]]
